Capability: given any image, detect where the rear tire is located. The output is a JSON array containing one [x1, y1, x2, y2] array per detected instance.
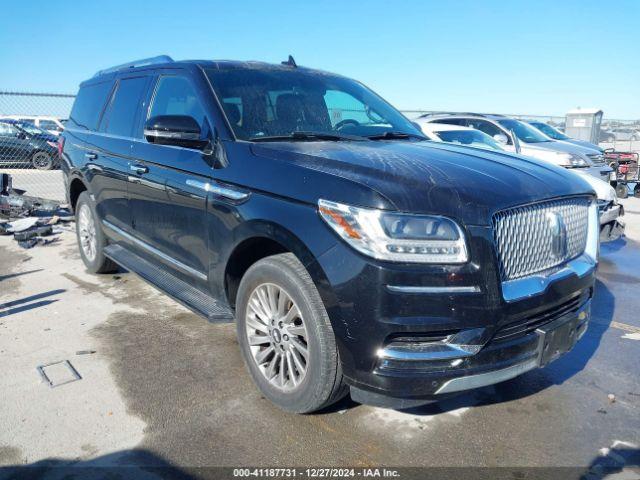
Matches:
[[75, 191, 117, 274], [236, 253, 347, 413], [32, 151, 53, 170], [616, 183, 629, 199]]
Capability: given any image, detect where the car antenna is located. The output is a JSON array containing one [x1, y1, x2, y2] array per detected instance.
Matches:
[[282, 55, 297, 68]]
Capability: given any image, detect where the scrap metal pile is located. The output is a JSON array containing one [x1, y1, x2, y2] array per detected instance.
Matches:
[[0, 173, 73, 248]]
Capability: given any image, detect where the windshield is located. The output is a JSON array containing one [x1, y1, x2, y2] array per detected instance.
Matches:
[[498, 119, 551, 143], [530, 122, 569, 140], [205, 67, 424, 141], [435, 129, 504, 151]]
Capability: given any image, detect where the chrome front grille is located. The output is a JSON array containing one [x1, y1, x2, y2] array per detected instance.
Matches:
[[587, 153, 605, 165], [493, 197, 590, 281]]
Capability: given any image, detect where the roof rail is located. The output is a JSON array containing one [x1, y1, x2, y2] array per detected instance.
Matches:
[[94, 55, 174, 77], [418, 112, 507, 119]]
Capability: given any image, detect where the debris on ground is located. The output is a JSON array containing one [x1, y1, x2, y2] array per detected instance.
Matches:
[[608, 393, 616, 404], [0, 174, 74, 249]]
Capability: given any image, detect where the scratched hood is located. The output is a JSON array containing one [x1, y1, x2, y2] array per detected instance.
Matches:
[[250, 140, 595, 225]]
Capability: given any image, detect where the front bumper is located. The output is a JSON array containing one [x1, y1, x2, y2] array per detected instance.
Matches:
[[313, 225, 596, 405], [599, 202, 625, 242]]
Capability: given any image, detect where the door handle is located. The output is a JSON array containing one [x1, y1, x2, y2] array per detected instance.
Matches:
[[129, 164, 148, 175], [84, 152, 98, 160]]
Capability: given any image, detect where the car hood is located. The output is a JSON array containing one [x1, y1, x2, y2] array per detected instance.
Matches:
[[562, 139, 603, 152], [250, 140, 595, 226], [520, 140, 600, 156], [569, 169, 616, 202]]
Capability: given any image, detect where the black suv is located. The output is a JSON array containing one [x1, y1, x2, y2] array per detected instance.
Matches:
[[61, 56, 599, 413]]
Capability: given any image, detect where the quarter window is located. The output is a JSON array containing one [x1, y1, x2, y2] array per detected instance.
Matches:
[[69, 80, 113, 131], [149, 76, 205, 127]]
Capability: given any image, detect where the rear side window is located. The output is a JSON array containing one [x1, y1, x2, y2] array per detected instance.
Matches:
[[149, 76, 205, 127], [69, 80, 113, 130], [101, 77, 149, 137], [465, 119, 504, 139], [433, 118, 466, 126]]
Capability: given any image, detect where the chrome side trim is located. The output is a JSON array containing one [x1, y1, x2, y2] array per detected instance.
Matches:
[[435, 358, 539, 394], [102, 220, 207, 281], [185, 179, 249, 201], [386, 285, 481, 294], [501, 254, 596, 303]]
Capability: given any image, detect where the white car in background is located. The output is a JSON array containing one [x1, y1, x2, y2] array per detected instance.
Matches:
[[418, 122, 505, 151], [415, 120, 624, 241], [0, 115, 65, 136]]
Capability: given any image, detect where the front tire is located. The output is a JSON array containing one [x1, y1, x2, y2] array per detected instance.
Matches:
[[236, 253, 347, 413], [75, 191, 117, 274]]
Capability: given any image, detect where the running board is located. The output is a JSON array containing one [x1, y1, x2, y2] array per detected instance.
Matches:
[[104, 244, 234, 323]]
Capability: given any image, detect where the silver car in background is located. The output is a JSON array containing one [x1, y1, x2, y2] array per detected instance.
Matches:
[[419, 113, 613, 183], [527, 120, 603, 152]]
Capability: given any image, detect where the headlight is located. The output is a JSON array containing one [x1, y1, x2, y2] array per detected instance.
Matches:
[[557, 153, 588, 167], [318, 199, 468, 263]]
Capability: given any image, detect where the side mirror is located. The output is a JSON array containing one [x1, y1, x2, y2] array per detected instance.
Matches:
[[411, 121, 423, 132], [493, 133, 509, 145], [144, 115, 207, 149]]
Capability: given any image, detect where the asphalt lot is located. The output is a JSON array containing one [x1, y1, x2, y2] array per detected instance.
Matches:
[[2, 168, 66, 203], [1, 199, 639, 478]]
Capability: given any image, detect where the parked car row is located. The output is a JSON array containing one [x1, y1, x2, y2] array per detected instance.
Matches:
[[600, 127, 640, 143], [414, 114, 623, 242], [0, 115, 66, 136], [0, 119, 60, 170], [61, 55, 605, 413]]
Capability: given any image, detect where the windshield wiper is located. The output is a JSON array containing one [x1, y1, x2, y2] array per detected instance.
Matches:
[[250, 131, 364, 142], [365, 131, 427, 141]]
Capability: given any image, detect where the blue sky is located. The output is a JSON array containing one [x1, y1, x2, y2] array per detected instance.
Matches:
[[1, 0, 638, 118]]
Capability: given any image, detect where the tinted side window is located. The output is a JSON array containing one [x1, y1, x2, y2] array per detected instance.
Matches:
[[69, 80, 113, 131], [432, 118, 465, 126], [101, 77, 149, 137], [149, 76, 205, 127], [465, 119, 505, 139]]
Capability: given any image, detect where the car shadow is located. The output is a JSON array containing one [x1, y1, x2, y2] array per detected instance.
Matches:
[[0, 449, 198, 480]]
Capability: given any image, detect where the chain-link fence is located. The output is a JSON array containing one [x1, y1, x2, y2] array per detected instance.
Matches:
[[1, 90, 639, 204], [0, 92, 75, 203]]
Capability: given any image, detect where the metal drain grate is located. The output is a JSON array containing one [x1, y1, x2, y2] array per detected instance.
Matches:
[[37, 360, 82, 387]]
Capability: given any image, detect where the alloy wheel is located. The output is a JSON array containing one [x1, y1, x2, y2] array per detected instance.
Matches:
[[78, 204, 97, 262], [245, 283, 309, 391], [32, 152, 52, 170]]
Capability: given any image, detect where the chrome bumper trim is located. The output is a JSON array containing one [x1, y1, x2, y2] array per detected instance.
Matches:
[[386, 285, 481, 294], [501, 254, 596, 303], [377, 328, 486, 361], [435, 358, 539, 394]]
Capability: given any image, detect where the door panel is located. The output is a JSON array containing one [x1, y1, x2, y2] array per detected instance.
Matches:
[[129, 141, 211, 277], [79, 132, 132, 232]]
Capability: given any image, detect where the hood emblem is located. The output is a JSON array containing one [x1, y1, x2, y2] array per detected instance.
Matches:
[[546, 211, 568, 259]]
